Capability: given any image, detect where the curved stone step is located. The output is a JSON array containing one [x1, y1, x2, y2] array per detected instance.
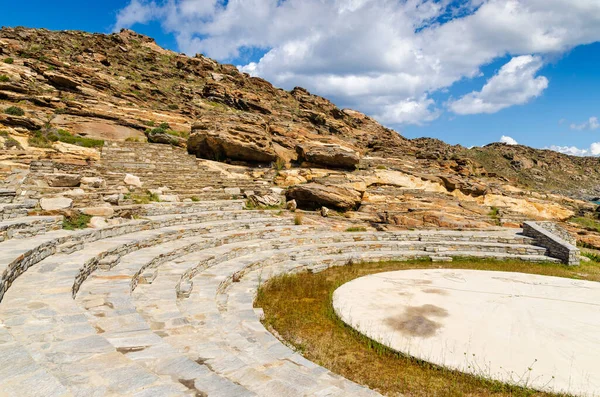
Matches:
[[0, 217, 297, 396], [0, 215, 63, 243]]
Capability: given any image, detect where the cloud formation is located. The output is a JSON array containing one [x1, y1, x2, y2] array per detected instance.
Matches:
[[500, 135, 518, 145], [547, 142, 600, 156], [115, 0, 600, 125], [570, 116, 600, 131], [448, 56, 548, 115]]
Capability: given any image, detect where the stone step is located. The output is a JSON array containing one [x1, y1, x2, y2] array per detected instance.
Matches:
[[0, 209, 288, 303], [0, 216, 63, 243], [0, 218, 302, 395]]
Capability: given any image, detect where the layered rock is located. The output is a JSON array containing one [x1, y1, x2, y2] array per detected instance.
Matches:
[[286, 183, 362, 210], [188, 113, 277, 163], [296, 143, 360, 169]]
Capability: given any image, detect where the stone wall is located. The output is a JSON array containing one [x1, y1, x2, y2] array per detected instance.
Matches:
[[522, 221, 580, 265]]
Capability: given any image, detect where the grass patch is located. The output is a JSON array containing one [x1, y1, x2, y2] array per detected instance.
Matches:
[[0, 75, 9, 82], [570, 217, 600, 233], [488, 206, 501, 226], [54, 129, 104, 148], [244, 199, 284, 211], [582, 251, 600, 263], [28, 130, 56, 148], [5, 106, 24, 116], [345, 226, 367, 232], [3, 57, 14, 64], [191, 196, 200, 202], [62, 213, 92, 230], [255, 258, 600, 396], [28, 129, 104, 149], [124, 190, 161, 204], [145, 122, 189, 139]]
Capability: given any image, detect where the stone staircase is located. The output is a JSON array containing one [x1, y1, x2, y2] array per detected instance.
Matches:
[[0, 189, 565, 396]]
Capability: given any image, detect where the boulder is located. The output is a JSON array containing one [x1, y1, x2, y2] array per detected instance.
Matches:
[[124, 173, 142, 188], [89, 216, 109, 229], [286, 183, 362, 210], [224, 187, 242, 196], [81, 206, 115, 217], [188, 113, 277, 163], [43, 71, 79, 89], [158, 194, 179, 202], [147, 131, 186, 147], [81, 177, 105, 188], [40, 197, 73, 211], [286, 199, 297, 211], [45, 173, 81, 187], [296, 144, 360, 169], [248, 193, 282, 208], [320, 206, 330, 217]]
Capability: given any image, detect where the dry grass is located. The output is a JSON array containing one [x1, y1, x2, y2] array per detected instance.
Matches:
[[255, 258, 600, 396]]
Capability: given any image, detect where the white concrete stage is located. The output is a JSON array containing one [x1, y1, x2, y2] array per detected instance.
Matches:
[[333, 269, 600, 396]]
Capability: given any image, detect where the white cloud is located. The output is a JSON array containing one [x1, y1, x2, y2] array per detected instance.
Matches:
[[570, 116, 600, 131], [114, 0, 600, 125], [546, 142, 600, 156], [448, 56, 548, 115], [500, 135, 518, 145]]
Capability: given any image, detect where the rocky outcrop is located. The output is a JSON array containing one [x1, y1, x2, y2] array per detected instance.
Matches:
[[286, 183, 362, 210], [296, 144, 360, 169], [188, 113, 277, 163], [147, 131, 186, 147]]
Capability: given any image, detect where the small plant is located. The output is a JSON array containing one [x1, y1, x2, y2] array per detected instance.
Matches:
[[571, 217, 600, 233], [488, 206, 501, 226], [0, 75, 9, 82], [3, 57, 14, 64], [191, 196, 200, 202], [3, 137, 22, 150], [168, 104, 179, 110], [582, 252, 600, 263], [28, 130, 57, 148], [125, 190, 161, 204], [294, 213, 304, 225], [376, 165, 387, 170], [5, 106, 24, 116], [345, 226, 367, 232], [62, 213, 92, 230], [272, 157, 286, 172]]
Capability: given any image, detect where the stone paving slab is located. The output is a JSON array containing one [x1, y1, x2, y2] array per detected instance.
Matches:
[[333, 269, 600, 396]]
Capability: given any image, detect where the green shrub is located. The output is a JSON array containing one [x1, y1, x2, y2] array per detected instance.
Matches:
[[0, 75, 9, 82], [62, 213, 92, 230], [582, 252, 600, 263], [5, 106, 24, 116], [3, 57, 14, 64], [191, 196, 200, 202], [345, 226, 367, 232], [28, 130, 56, 148], [54, 129, 104, 148], [145, 122, 189, 139]]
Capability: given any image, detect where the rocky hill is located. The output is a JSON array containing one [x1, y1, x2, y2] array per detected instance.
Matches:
[[0, 26, 599, 245]]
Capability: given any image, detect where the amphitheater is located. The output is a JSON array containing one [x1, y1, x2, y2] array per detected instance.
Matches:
[[0, 142, 585, 396]]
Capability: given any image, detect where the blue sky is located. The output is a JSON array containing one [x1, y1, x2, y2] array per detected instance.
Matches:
[[3, 0, 600, 155]]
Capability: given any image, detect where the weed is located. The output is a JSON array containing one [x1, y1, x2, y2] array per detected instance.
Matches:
[[488, 206, 501, 226], [582, 252, 600, 263], [294, 213, 304, 225], [345, 226, 367, 232], [3, 137, 22, 150], [125, 190, 161, 205], [5, 106, 24, 116], [62, 213, 92, 230], [3, 57, 14, 64], [28, 130, 57, 148], [0, 75, 9, 82], [376, 165, 387, 170], [272, 157, 287, 172], [191, 196, 200, 202]]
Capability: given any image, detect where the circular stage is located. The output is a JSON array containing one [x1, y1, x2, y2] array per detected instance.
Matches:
[[333, 269, 600, 396]]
